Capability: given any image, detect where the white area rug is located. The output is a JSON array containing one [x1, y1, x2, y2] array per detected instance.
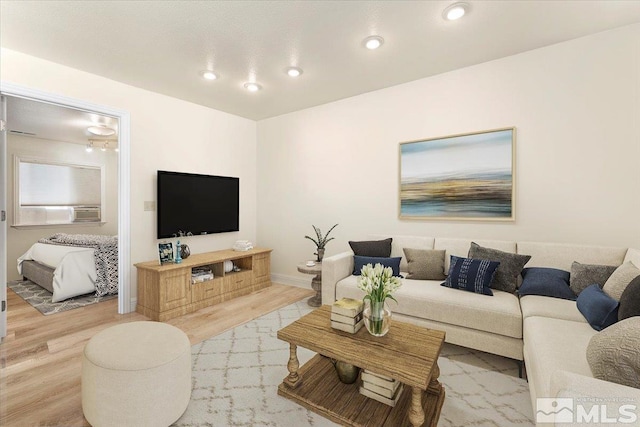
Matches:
[[173, 300, 533, 426]]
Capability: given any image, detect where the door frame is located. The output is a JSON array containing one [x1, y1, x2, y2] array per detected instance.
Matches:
[[0, 81, 132, 315]]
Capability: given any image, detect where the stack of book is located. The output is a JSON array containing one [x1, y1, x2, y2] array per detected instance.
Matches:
[[191, 266, 214, 284], [330, 298, 364, 333], [359, 370, 404, 407]]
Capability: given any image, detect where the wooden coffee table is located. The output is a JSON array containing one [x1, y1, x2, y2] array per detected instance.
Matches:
[[277, 305, 446, 427]]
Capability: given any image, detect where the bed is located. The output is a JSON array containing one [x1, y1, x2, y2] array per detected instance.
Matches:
[[17, 233, 118, 302]]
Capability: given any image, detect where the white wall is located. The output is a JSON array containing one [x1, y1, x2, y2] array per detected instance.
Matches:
[[1, 48, 258, 301], [257, 24, 640, 282], [6, 134, 118, 281]]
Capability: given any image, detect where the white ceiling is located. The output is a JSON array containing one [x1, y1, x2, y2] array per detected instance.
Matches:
[[6, 96, 119, 146], [2, 1, 640, 121]]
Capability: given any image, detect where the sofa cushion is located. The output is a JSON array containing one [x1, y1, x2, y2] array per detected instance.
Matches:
[[576, 284, 619, 331], [403, 248, 446, 280], [520, 295, 585, 323], [518, 267, 575, 300], [623, 247, 640, 269], [441, 255, 499, 296], [523, 316, 597, 401], [602, 261, 640, 301], [335, 275, 523, 338], [570, 261, 617, 295], [516, 241, 626, 271], [352, 256, 402, 277], [468, 242, 531, 294], [619, 276, 640, 321], [587, 317, 640, 389], [434, 238, 516, 275], [370, 235, 435, 273], [349, 238, 392, 258]]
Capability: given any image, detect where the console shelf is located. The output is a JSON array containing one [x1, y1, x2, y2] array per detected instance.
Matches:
[[135, 247, 272, 321]]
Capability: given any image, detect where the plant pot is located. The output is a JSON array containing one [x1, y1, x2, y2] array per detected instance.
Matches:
[[363, 300, 391, 337], [316, 248, 325, 262], [331, 359, 360, 384]]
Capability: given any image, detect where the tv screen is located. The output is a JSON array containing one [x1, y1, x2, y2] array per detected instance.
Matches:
[[157, 170, 239, 239]]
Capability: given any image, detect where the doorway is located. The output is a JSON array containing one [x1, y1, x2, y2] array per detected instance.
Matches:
[[0, 81, 131, 339]]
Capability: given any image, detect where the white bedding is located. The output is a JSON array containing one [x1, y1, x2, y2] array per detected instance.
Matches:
[[17, 243, 98, 302]]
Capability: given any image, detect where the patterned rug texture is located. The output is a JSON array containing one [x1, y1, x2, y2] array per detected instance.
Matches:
[[174, 300, 534, 427], [7, 279, 117, 316]]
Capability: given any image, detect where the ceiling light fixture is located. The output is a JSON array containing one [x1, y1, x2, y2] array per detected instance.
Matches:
[[244, 82, 262, 92], [443, 2, 468, 20], [200, 70, 218, 80], [363, 35, 384, 50], [286, 67, 303, 77], [87, 125, 116, 136]]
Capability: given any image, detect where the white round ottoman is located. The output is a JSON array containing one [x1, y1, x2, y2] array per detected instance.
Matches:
[[82, 321, 191, 427]]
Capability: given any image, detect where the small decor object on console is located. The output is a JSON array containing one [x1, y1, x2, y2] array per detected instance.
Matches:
[[357, 263, 402, 337], [175, 240, 182, 264], [158, 242, 174, 265], [305, 223, 338, 262], [180, 243, 190, 259], [331, 298, 364, 333], [233, 240, 254, 251]]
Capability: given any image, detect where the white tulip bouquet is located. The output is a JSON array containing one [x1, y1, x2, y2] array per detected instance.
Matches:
[[357, 263, 402, 336]]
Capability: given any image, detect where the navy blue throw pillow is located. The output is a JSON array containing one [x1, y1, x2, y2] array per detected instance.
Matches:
[[440, 255, 499, 296], [518, 267, 576, 300], [577, 284, 619, 331], [353, 256, 402, 277]]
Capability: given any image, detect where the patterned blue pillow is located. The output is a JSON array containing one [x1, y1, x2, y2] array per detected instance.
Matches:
[[577, 284, 619, 331], [353, 256, 402, 277], [441, 255, 499, 296]]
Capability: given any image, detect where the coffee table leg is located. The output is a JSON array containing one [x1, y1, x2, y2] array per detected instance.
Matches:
[[307, 274, 322, 307], [428, 361, 442, 395], [284, 343, 301, 388], [408, 386, 425, 427]]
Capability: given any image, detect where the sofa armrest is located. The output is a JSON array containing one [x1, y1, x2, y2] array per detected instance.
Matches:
[[549, 370, 640, 426], [322, 251, 354, 305]]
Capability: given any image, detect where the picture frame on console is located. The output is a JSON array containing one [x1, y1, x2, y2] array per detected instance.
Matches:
[[399, 127, 516, 221], [158, 242, 174, 265]]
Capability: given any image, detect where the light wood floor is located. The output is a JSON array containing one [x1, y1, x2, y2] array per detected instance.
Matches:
[[0, 283, 314, 426]]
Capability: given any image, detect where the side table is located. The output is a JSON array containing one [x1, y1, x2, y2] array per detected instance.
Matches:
[[297, 261, 322, 307]]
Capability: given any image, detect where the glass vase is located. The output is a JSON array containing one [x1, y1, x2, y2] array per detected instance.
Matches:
[[363, 300, 391, 337]]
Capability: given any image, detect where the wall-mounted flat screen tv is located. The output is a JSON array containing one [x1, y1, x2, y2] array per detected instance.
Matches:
[[157, 170, 239, 239]]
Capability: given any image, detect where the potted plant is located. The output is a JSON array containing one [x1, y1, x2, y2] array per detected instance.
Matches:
[[304, 224, 338, 262], [357, 263, 402, 336]]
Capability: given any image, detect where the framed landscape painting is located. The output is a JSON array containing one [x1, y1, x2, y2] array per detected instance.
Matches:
[[399, 127, 515, 221]]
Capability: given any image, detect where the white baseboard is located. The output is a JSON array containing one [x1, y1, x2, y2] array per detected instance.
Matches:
[[271, 273, 312, 289]]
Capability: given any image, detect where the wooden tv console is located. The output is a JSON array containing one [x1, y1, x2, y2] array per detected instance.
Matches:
[[135, 247, 272, 321]]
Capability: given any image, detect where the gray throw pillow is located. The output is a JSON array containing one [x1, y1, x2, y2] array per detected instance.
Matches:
[[603, 261, 640, 301], [570, 262, 617, 296], [587, 316, 640, 389], [468, 242, 531, 294], [619, 275, 640, 321], [348, 238, 392, 258], [403, 248, 446, 280]]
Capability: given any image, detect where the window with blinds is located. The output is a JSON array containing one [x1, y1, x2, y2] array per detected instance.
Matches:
[[14, 157, 104, 226]]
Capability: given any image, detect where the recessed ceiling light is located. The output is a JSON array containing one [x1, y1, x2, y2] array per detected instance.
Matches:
[[286, 67, 303, 77], [244, 82, 262, 92], [200, 70, 218, 80], [363, 35, 384, 50], [443, 2, 468, 20], [87, 125, 116, 136]]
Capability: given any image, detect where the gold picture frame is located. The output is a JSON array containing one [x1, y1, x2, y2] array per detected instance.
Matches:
[[399, 127, 516, 221]]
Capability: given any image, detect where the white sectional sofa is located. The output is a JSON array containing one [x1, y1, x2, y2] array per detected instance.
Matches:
[[322, 235, 640, 423]]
